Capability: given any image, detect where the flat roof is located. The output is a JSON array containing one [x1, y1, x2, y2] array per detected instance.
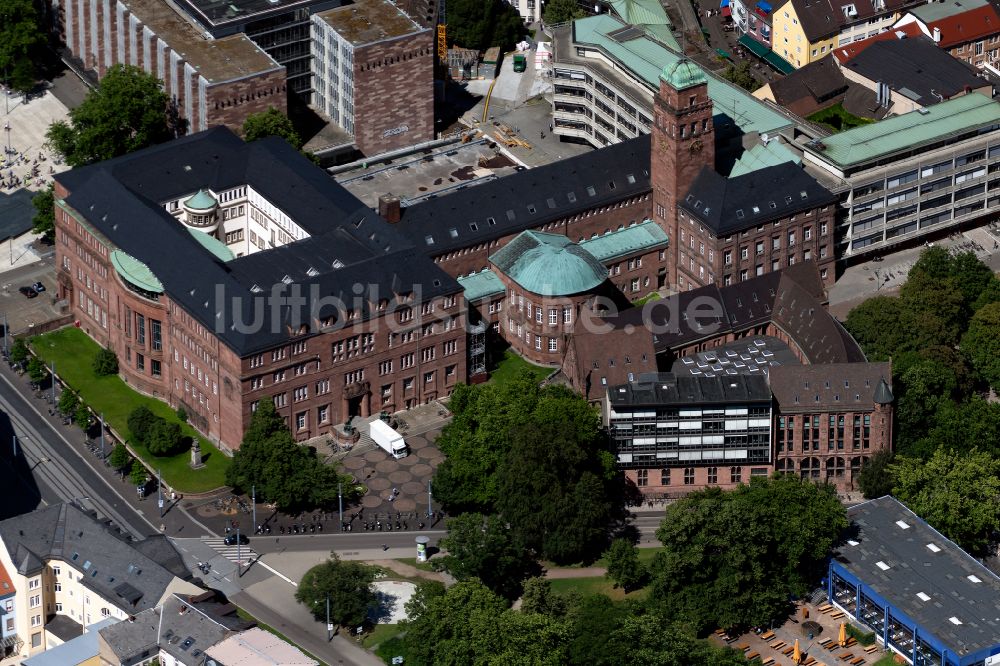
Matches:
[[457, 269, 505, 302], [206, 627, 318, 665], [803, 92, 1000, 169], [122, 0, 281, 82], [834, 496, 1000, 657], [571, 15, 793, 137], [315, 0, 426, 44], [607, 372, 773, 407], [907, 0, 989, 23], [175, 0, 331, 29]]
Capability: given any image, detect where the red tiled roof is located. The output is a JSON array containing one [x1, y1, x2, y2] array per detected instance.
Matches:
[[833, 24, 922, 62], [0, 560, 13, 597], [928, 3, 1000, 47]]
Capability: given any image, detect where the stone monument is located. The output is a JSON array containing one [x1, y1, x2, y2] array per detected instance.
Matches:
[[190, 441, 204, 469]]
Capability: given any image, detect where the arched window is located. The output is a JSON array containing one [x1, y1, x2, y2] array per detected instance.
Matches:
[[826, 456, 846, 479], [800, 457, 821, 479]]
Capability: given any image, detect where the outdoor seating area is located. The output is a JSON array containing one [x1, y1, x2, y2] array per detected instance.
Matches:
[[711, 601, 888, 666]]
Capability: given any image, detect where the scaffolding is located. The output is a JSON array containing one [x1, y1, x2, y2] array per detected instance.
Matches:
[[468, 321, 486, 376]]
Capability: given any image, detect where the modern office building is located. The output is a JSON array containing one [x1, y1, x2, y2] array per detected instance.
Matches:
[[0, 503, 201, 662], [550, 14, 794, 151], [53, 127, 465, 451], [55, 0, 288, 132], [800, 92, 1000, 259], [310, 0, 435, 155], [829, 496, 1000, 666]]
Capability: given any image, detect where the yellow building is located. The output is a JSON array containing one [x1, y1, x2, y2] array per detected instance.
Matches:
[[770, 0, 915, 68], [0, 503, 200, 662]]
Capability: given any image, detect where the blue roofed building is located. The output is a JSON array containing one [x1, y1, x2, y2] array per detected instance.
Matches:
[[829, 496, 1000, 666]]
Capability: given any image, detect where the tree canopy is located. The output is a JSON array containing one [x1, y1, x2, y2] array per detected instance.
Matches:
[[855, 449, 894, 500], [436, 512, 540, 600], [891, 447, 1000, 554], [543, 0, 586, 24], [226, 398, 352, 511], [242, 107, 302, 149], [446, 0, 525, 51], [603, 538, 646, 591], [31, 184, 55, 242], [0, 0, 46, 92], [961, 302, 1000, 391], [46, 65, 184, 167], [295, 555, 378, 628], [649, 474, 846, 632]]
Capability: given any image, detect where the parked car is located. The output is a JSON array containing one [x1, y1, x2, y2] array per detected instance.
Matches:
[[224, 533, 250, 546], [19, 286, 37, 298], [31, 282, 45, 292]]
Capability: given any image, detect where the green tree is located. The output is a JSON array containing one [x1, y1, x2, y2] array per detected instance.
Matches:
[[603, 538, 646, 591], [609, 613, 749, 665], [145, 419, 186, 456], [495, 391, 617, 563], [856, 449, 895, 499], [649, 475, 846, 632], [129, 459, 148, 486], [227, 398, 350, 511], [92, 347, 119, 376], [720, 61, 758, 92], [519, 577, 568, 618], [74, 404, 91, 431], [893, 355, 965, 454], [242, 108, 302, 149], [295, 555, 378, 628], [57, 388, 80, 417], [176, 406, 188, 423], [899, 270, 967, 348], [845, 296, 911, 361], [26, 356, 47, 384], [403, 580, 446, 620], [436, 512, 540, 600], [109, 443, 131, 471], [446, 0, 524, 51], [915, 398, 1000, 459], [891, 447, 1000, 554], [402, 580, 569, 666], [543, 0, 585, 24], [31, 184, 55, 241], [127, 405, 158, 445], [9, 338, 28, 364], [46, 65, 182, 167], [0, 0, 46, 93], [962, 301, 1000, 390]]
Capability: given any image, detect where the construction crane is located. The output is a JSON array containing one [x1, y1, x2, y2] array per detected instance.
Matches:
[[437, 0, 447, 66]]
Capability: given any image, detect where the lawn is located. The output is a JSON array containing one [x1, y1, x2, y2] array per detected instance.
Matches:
[[362, 623, 404, 649], [632, 292, 662, 306], [807, 103, 874, 132], [394, 557, 437, 572], [31, 327, 229, 493], [488, 349, 553, 385], [545, 546, 661, 570], [547, 575, 650, 601]]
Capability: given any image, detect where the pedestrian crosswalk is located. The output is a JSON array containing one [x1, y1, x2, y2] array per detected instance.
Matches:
[[202, 538, 258, 565]]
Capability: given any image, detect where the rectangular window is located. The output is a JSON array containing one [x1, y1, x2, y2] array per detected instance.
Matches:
[[549, 308, 558, 325], [730, 466, 742, 483], [136, 314, 145, 345], [548, 338, 557, 352], [707, 467, 718, 484], [136, 353, 145, 372], [637, 469, 648, 487], [684, 468, 695, 485], [151, 359, 161, 378], [151, 319, 161, 351]]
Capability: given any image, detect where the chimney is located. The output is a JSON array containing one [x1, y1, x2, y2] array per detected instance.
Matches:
[[933, 26, 941, 42], [128, 616, 135, 623], [378, 194, 401, 223]]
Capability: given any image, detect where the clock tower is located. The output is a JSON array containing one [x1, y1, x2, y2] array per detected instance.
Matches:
[[650, 59, 715, 286]]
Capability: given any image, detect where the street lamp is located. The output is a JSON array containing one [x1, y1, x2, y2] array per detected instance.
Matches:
[[314, 596, 332, 641]]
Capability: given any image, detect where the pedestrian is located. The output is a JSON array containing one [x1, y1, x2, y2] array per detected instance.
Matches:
[[382, 544, 388, 551]]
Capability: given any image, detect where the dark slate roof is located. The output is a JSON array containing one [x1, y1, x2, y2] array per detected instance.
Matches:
[[129, 535, 193, 582], [398, 137, 651, 255], [607, 372, 772, 407], [765, 55, 847, 108], [788, 0, 921, 43], [0, 504, 181, 613], [679, 162, 837, 236], [843, 36, 987, 107], [834, 496, 1000, 656], [768, 362, 891, 412], [54, 127, 460, 356], [0, 190, 35, 241], [158, 594, 234, 663], [873, 376, 893, 404], [567, 321, 658, 401], [45, 614, 83, 642]]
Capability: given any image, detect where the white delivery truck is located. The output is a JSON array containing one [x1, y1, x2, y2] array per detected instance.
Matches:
[[370, 419, 409, 459]]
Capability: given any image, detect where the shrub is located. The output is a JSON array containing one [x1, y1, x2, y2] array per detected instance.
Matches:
[[176, 406, 188, 423], [74, 404, 91, 430], [92, 347, 119, 376], [146, 419, 186, 457], [127, 406, 158, 444], [10, 338, 28, 364], [846, 624, 876, 646]]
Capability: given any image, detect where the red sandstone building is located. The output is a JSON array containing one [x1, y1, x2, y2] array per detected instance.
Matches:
[[55, 0, 287, 133], [310, 0, 435, 155], [54, 128, 463, 451]]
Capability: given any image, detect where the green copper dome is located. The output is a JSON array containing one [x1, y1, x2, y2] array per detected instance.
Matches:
[[184, 189, 218, 211], [489, 231, 608, 297], [111, 250, 163, 294], [661, 59, 707, 90]]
